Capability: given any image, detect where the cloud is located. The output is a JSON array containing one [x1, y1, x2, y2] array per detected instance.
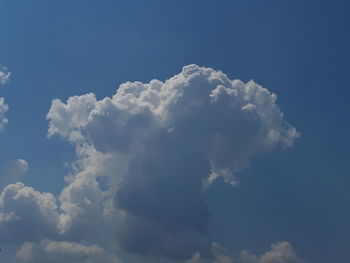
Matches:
[[16, 239, 120, 263], [0, 66, 11, 131], [0, 97, 9, 131], [0, 182, 60, 243], [0, 65, 300, 262], [45, 65, 299, 259], [0, 66, 10, 85], [186, 241, 302, 263], [0, 159, 29, 189], [47, 64, 299, 186], [257, 241, 302, 263]]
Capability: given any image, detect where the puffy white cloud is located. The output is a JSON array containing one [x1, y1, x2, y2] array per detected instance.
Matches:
[[44, 65, 299, 259], [47, 64, 298, 186], [0, 159, 29, 189], [0, 182, 60, 242], [186, 241, 302, 263], [0, 97, 9, 131], [0, 65, 300, 262], [257, 241, 301, 263], [47, 93, 97, 142], [16, 239, 120, 263]]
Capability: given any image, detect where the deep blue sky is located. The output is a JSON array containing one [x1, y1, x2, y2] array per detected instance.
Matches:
[[0, 1, 349, 262]]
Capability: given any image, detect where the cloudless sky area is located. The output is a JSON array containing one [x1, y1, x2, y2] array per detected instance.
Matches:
[[0, 1, 349, 263]]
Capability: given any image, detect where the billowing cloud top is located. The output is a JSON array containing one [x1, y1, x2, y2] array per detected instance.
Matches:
[[48, 64, 298, 186], [0, 65, 300, 262]]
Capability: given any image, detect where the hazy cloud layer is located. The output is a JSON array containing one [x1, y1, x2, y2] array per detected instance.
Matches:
[[0, 65, 299, 262], [16, 239, 120, 263]]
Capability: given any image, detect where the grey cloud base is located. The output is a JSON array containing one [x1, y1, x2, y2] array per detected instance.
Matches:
[[0, 65, 300, 262]]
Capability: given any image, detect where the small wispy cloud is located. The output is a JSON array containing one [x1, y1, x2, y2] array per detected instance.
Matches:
[[0, 66, 10, 85], [0, 97, 9, 132]]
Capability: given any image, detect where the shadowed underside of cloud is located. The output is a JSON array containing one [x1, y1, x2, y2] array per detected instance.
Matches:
[[0, 65, 300, 262]]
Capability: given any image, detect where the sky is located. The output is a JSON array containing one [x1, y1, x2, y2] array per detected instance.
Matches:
[[0, 0, 349, 262]]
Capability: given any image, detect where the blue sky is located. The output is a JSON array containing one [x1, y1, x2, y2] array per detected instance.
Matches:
[[0, 1, 349, 263]]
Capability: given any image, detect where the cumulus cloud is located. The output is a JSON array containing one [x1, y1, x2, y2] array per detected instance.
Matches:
[[0, 182, 60, 242], [16, 239, 120, 263], [45, 65, 299, 260], [186, 241, 302, 263], [0, 65, 300, 262], [47, 64, 298, 186], [0, 159, 29, 189]]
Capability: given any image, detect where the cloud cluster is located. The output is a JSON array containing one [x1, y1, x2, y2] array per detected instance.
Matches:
[[0, 65, 299, 262]]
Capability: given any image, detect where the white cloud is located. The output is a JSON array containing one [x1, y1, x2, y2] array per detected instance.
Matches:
[[16, 239, 120, 263], [186, 241, 302, 263], [47, 65, 298, 187], [0, 97, 9, 131], [0, 65, 300, 262], [0, 182, 60, 242], [45, 65, 299, 259], [47, 93, 97, 142], [0, 66, 11, 131], [258, 241, 301, 263], [0, 66, 10, 85]]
